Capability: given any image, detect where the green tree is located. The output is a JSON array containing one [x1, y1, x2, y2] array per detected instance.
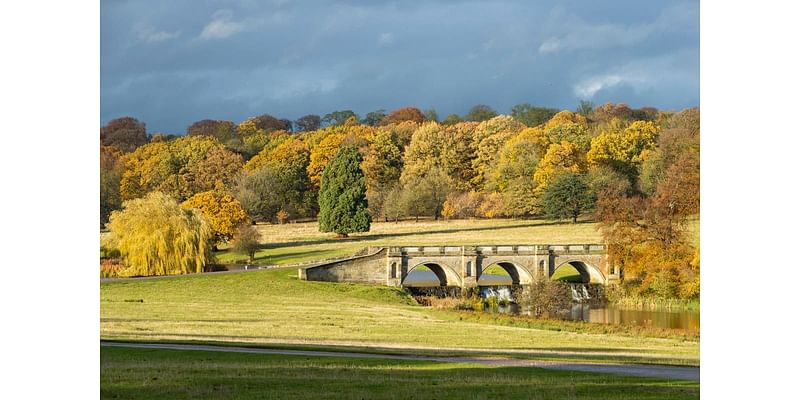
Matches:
[[318, 145, 371, 237], [510, 103, 558, 127], [361, 109, 386, 126], [441, 114, 464, 125], [294, 114, 321, 132], [465, 104, 498, 122], [104, 192, 214, 276], [576, 100, 594, 117], [540, 172, 596, 223], [322, 110, 358, 126], [423, 108, 439, 122]]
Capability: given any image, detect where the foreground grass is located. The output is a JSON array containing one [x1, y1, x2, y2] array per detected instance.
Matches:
[[101, 347, 699, 400], [101, 268, 699, 366]]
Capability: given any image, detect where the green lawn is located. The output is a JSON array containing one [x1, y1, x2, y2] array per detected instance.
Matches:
[[101, 347, 699, 400], [551, 264, 583, 282], [101, 268, 699, 366]]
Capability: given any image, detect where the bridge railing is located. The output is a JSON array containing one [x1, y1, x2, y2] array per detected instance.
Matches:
[[387, 244, 606, 256]]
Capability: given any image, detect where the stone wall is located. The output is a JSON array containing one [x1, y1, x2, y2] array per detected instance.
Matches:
[[302, 248, 388, 284]]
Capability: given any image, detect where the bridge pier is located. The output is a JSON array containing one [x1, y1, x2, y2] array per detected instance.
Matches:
[[461, 247, 479, 288]]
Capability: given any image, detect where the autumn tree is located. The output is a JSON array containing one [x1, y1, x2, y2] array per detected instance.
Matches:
[[306, 122, 372, 188], [186, 119, 236, 142], [181, 184, 249, 245], [470, 116, 525, 190], [400, 122, 477, 191], [101, 117, 149, 152], [100, 145, 123, 226], [318, 145, 371, 237], [400, 167, 452, 221], [185, 147, 243, 194], [533, 141, 585, 189], [540, 172, 596, 223], [493, 129, 545, 216], [232, 224, 261, 264], [234, 140, 314, 222], [465, 104, 498, 122], [510, 103, 558, 127], [362, 128, 403, 219], [380, 107, 425, 125], [587, 120, 659, 181], [104, 192, 214, 276], [294, 114, 321, 132], [119, 135, 224, 202]]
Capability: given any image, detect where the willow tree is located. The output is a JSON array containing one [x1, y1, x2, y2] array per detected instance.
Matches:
[[105, 192, 214, 276], [317, 145, 371, 238]]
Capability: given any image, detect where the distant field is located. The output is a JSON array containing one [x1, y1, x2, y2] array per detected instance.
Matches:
[[214, 218, 604, 265], [101, 268, 699, 366], [213, 217, 699, 265], [101, 346, 699, 400]]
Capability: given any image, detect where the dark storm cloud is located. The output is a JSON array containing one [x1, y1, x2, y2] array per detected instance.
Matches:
[[101, 0, 699, 134]]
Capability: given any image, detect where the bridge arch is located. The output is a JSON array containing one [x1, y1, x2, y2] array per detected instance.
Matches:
[[552, 260, 605, 284], [402, 262, 463, 287], [479, 261, 534, 285]]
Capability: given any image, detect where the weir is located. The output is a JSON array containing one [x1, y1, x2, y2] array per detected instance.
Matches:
[[299, 244, 619, 288]]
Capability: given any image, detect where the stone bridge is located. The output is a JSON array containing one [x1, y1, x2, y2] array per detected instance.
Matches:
[[299, 244, 619, 287]]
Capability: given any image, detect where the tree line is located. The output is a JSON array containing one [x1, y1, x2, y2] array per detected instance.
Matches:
[[101, 102, 699, 299]]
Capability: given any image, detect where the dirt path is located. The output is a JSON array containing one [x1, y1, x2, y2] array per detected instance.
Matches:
[[101, 341, 699, 381]]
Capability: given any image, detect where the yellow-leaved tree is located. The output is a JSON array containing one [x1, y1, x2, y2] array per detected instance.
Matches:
[[533, 141, 585, 189], [587, 120, 659, 179], [104, 192, 214, 276], [181, 183, 249, 244]]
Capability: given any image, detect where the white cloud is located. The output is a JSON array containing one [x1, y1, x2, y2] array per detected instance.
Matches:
[[538, 38, 560, 53], [378, 32, 395, 46], [200, 10, 245, 40], [573, 74, 624, 98], [136, 26, 181, 43]]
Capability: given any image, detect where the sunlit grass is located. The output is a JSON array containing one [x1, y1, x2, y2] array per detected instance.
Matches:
[[551, 264, 583, 282], [101, 268, 699, 366]]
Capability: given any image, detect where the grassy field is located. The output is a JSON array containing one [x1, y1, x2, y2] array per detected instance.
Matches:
[[101, 268, 699, 366], [101, 346, 699, 400], [212, 218, 699, 266]]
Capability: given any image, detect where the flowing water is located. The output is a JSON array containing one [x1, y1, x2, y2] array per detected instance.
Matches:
[[403, 271, 699, 330]]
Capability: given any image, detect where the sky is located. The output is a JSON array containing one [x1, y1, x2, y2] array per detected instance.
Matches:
[[101, 0, 699, 134]]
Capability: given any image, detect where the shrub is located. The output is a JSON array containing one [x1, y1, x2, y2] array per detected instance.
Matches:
[[516, 279, 573, 317]]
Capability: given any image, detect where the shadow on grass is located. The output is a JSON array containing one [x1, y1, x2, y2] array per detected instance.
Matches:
[[101, 345, 699, 400], [98, 337, 691, 366]]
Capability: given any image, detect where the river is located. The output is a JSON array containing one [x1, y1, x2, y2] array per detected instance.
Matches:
[[404, 271, 699, 330]]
